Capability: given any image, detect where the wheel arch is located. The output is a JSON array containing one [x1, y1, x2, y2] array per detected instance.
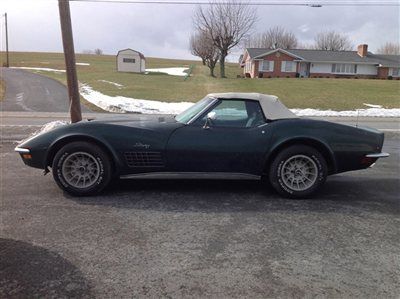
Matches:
[[46, 134, 122, 174], [264, 137, 337, 175]]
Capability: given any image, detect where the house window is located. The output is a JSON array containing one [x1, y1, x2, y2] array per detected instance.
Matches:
[[260, 60, 274, 72], [123, 58, 136, 63], [282, 61, 296, 72], [331, 63, 357, 74], [392, 68, 399, 77]]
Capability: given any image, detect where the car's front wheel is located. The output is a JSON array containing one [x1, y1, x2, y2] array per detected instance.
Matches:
[[269, 145, 327, 198], [52, 141, 112, 196]]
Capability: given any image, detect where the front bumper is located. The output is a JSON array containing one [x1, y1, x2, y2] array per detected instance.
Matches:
[[15, 146, 30, 153], [15, 146, 46, 169]]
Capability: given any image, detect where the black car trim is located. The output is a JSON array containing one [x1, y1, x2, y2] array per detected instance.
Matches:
[[120, 172, 261, 180], [187, 97, 219, 125]]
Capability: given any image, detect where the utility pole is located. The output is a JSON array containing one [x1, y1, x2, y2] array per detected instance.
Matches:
[[4, 13, 9, 68], [58, 0, 82, 123]]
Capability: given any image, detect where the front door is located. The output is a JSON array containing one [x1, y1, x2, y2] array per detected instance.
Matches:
[[166, 99, 272, 175], [299, 62, 310, 78]]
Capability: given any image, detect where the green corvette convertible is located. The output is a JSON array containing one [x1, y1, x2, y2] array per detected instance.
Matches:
[[15, 93, 389, 198]]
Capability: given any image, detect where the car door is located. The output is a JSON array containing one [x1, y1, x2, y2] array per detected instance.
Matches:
[[166, 99, 272, 175]]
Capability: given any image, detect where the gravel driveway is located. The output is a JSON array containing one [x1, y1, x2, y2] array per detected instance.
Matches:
[[1, 131, 399, 298]]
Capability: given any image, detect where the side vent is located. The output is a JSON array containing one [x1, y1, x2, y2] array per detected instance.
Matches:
[[124, 152, 164, 168]]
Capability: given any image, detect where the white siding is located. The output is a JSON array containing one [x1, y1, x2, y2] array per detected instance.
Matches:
[[311, 63, 378, 75], [357, 64, 378, 75], [310, 63, 332, 74], [389, 67, 400, 77], [141, 60, 146, 72]]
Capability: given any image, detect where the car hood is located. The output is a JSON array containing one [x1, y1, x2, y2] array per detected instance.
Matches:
[[79, 114, 187, 134], [88, 114, 177, 127], [16, 114, 184, 164]]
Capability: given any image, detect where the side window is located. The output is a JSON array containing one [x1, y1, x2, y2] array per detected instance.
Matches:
[[196, 99, 265, 128], [212, 100, 248, 122]]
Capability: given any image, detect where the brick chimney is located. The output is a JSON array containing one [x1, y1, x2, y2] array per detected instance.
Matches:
[[357, 44, 368, 57]]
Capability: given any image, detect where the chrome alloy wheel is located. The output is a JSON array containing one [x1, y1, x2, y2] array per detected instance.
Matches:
[[281, 154, 318, 191], [61, 152, 100, 189]]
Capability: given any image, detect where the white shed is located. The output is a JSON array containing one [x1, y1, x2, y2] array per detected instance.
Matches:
[[116, 48, 145, 73]]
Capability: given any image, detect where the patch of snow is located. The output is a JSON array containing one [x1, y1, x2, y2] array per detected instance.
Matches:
[[291, 108, 400, 117], [38, 120, 69, 133], [79, 84, 193, 114], [363, 103, 382, 108], [98, 79, 124, 89], [76, 62, 90, 66], [11, 66, 66, 73], [78, 84, 400, 117], [145, 67, 189, 77]]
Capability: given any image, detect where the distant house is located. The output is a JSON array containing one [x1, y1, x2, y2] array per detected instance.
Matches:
[[240, 44, 400, 79], [117, 48, 145, 73]]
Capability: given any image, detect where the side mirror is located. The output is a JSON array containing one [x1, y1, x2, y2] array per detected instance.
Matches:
[[207, 111, 217, 120], [203, 111, 217, 129]]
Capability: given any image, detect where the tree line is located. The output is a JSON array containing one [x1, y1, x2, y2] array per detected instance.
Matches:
[[190, 0, 399, 78]]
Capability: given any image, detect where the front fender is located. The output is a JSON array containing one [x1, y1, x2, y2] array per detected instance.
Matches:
[[46, 133, 124, 172]]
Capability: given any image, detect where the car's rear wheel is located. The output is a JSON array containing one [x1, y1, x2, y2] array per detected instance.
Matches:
[[269, 145, 327, 198], [52, 141, 112, 196]]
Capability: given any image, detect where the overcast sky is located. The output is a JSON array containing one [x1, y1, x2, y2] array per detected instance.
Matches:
[[0, 0, 399, 61]]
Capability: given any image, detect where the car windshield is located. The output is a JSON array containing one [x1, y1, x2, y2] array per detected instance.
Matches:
[[175, 97, 214, 124]]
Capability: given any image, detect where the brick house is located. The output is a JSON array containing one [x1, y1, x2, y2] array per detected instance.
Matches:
[[241, 44, 400, 79]]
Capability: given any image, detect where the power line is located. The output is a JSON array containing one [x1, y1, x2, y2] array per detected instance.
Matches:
[[69, 0, 400, 6]]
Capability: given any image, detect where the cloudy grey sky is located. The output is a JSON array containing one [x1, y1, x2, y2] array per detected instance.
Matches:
[[0, 0, 399, 61]]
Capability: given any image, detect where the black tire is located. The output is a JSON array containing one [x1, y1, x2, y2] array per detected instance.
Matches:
[[269, 145, 327, 199], [52, 141, 112, 196]]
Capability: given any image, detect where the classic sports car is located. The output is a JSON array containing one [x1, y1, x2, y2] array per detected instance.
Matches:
[[15, 93, 389, 198]]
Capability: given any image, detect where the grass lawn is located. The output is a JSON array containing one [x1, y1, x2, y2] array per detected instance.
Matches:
[[0, 79, 5, 101], [1, 51, 399, 110]]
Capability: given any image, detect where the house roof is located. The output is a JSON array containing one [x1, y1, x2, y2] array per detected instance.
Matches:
[[371, 54, 400, 67], [245, 47, 400, 67], [117, 48, 146, 60], [208, 92, 297, 120]]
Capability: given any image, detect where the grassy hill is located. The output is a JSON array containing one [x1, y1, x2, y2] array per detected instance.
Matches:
[[1, 51, 399, 110]]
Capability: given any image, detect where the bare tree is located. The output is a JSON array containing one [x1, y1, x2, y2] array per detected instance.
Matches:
[[82, 49, 94, 54], [296, 41, 313, 49], [377, 42, 400, 55], [314, 30, 353, 51], [247, 26, 298, 49], [190, 31, 219, 76], [94, 48, 103, 55], [190, 33, 207, 65], [194, 0, 257, 78]]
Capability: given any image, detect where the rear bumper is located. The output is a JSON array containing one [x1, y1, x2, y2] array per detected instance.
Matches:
[[365, 152, 390, 158]]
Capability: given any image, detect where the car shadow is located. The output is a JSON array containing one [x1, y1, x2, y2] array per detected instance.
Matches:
[[0, 238, 93, 298], [65, 175, 400, 216]]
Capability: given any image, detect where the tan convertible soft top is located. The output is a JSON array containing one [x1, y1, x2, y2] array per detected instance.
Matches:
[[208, 92, 297, 120]]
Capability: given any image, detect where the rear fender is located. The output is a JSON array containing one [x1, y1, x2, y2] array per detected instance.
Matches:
[[264, 136, 337, 175]]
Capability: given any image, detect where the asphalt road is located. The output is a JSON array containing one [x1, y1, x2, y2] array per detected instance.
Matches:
[[0, 68, 91, 112], [1, 126, 399, 298]]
